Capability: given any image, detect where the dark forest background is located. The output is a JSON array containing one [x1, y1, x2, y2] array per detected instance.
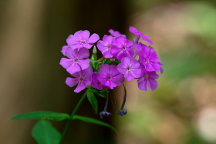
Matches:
[[1, 0, 216, 144]]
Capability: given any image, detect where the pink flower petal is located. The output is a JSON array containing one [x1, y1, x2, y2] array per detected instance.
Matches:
[[80, 30, 90, 39], [129, 26, 139, 35], [99, 64, 110, 74], [66, 63, 81, 75], [66, 34, 76, 45], [112, 74, 124, 86], [61, 45, 68, 56], [82, 67, 93, 77], [74, 82, 87, 93], [88, 33, 100, 43], [60, 58, 72, 69], [147, 79, 158, 90], [65, 77, 78, 87], [65, 47, 76, 59], [124, 71, 135, 81], [77, 48, 90, 59], [92, 73, 103, 90], [137, 78, 147, 91], [82, 43, 93, 49], [78, 59, 90, 71], [130, 69, 142, 78], [104, 80, 117, 89]]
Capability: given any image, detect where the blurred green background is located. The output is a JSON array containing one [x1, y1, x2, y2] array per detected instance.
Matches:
[[1, 0, 216, 144]]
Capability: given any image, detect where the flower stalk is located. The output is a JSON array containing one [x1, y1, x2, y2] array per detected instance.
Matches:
[[60, 91, 87, 144]]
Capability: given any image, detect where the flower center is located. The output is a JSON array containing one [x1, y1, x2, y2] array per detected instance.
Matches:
[[80, 40, 86, 44], [74, 58, 79, 62], [108, 76, 112, 80], [127, 66, 131, 71], [144, 74, 149, 78], [79, 77, 84, 81], [145, 58, 150, 63], [107, 45, 111, 49], [122, 46, 127, 50]]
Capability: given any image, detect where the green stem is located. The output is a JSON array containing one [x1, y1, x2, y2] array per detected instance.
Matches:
[[59, 92, 87, 144]]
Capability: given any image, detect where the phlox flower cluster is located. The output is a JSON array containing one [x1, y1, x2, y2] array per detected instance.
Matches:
[[60, 27, 163, 93]]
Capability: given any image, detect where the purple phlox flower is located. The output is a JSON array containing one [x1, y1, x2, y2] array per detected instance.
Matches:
[[137, 69, 159, 91], [66, 30, 99, 49], [138, 45, 162, 72], [117, 57, 141, 81], [98, 64, 124, 89], [108, 29, 126, 38], [129, 26, 153, 45], [97, 35, 114, 58], [111, 37, 134, 60], [60, 47, 90, 75], [66, 67, 93, 93], [92, 72, 104, 90]]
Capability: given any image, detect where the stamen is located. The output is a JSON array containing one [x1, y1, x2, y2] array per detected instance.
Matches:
[[80, 40, 86, 44], [118, 83, 127, 116], [79, 77, 84, 81], [127, 66, 131, 70], [99, 93, 111, 119], [145, 58, 150, 63], [74, 58, 79, 62], [108, 76, 112, 80]]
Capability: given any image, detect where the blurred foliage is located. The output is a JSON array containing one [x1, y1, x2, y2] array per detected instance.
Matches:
[[117, 1, 216, 144]]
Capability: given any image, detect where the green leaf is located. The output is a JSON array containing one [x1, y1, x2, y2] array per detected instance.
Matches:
[[86, 91, 98, 113], [98, 89, 108, 98], [11, 111, 70, 121], [32, 120, 61, 144], [88, 87, 108, 98], [73, 115, 116, 132]]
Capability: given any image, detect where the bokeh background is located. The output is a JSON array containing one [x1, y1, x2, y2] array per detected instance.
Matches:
[[1, 0, 216, 144]]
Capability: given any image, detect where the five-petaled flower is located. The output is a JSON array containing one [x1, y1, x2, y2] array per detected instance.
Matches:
[[60, 47, 90, 75], [138, 45, 162, 72], [111, 37, 134, 60], [97, 35, 114, 58], [98, 64, 124, 89], [137, 69, 159, 91], [117, 57, 141, 81], [66, 30, 99, 49], [66, 67, 93, 93]]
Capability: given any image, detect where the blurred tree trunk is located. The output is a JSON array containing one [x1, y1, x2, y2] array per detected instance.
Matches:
[[0, 0, 129, 144], [0, 0, 46, 143]]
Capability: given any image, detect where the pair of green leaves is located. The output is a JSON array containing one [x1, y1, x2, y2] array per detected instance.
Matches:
[[11, 111, 116, 130], [12, 111, 116, 144], [11, 85, 112, 144]]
